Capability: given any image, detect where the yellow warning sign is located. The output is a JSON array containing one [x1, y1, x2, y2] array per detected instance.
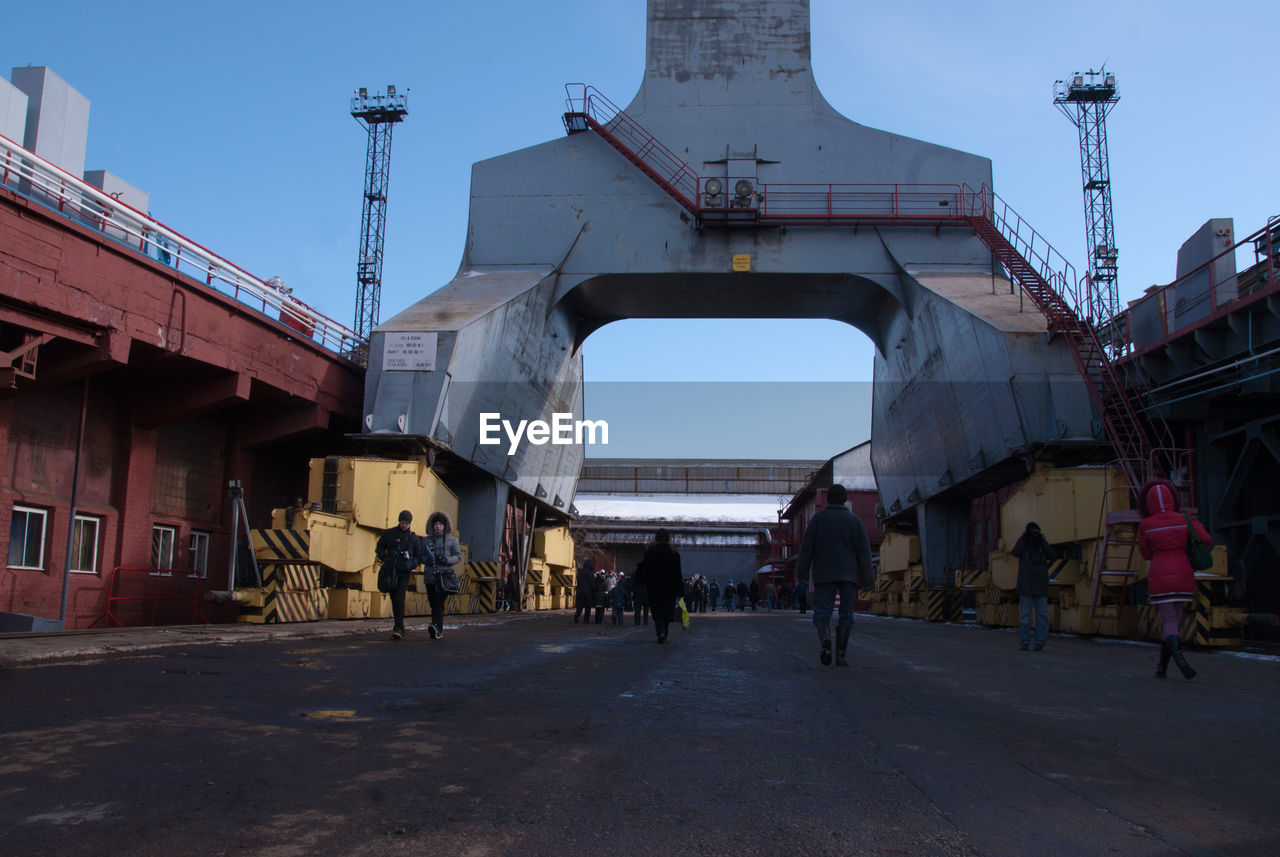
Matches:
[[732, 254, 751, 272]]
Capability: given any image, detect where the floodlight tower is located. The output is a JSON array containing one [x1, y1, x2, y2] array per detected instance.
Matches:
[[1054, 70, 1120, 323], [350, 85, 408, 345]]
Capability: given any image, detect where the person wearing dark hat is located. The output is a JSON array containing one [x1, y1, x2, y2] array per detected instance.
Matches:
[[795, 484, 874, 667], [1011, 521, 1056, 651], [375, 510, 429, 640]]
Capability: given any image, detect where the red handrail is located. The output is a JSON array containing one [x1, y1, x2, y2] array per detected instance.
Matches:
[[91, 567, 209, 629], [1115, 219, 1280, 357]]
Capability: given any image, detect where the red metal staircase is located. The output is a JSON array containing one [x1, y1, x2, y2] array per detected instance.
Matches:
[[960, 191, 1180, 490], [563, 85, 699, 215]]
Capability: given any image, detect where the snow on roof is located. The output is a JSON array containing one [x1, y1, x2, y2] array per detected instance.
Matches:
[[573, 493, 782, 524]]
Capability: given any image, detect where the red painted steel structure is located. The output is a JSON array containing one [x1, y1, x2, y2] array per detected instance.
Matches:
[[0, 168, 364, 628]]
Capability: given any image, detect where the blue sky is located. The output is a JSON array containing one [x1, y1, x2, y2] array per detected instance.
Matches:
[[4, 1, 1276, 460]]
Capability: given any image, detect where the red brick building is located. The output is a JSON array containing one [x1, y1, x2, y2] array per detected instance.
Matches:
[[1, 175, 362, 629]]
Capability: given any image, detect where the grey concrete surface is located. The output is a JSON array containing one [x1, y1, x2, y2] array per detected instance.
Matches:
[[1, 611, 1276, 857]]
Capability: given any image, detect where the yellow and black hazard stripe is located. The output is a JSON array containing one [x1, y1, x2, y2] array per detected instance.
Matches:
[[252, 528, 310, 560], [236, 563, 280, 624], [467, 561, 500, 579], [467, 562, 501, 613], [475, 578, 498, 614], [955, 568, 985, 588], [275, 588, 326, 622], [922, 588, 961, 623], [1179, 580, 1215, 646], [278, 562, 322, 592]]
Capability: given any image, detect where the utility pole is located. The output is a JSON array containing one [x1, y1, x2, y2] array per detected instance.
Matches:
[[350, 86, 408, 349], [1054, 69, 1120, 323]]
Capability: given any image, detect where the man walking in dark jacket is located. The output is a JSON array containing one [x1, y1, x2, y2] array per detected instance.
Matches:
[[635, 529, 683, 643], [795, 484, 873, 667], [375, 510, 429, 641]]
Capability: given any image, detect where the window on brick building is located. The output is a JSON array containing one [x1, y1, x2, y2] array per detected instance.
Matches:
[[189, 530, 210, 577], [8, 506, 47, 569], [71, 515, 101, 574], [151, 525, 176, 571]]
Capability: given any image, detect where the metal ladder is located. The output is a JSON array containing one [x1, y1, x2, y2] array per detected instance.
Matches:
[[1088, 483, 1143, 617]]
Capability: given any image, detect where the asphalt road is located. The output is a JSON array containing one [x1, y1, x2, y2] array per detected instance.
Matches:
[[1, 610, 1276, 857]]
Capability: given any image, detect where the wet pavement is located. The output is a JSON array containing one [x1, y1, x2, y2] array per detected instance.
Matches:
[[2, 610, 1277, 857]]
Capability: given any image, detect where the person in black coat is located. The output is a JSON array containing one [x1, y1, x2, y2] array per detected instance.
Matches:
[[636, 529, 683, 643], [1011, 521, 1056, 651], [795, 484, 874, 667], [374, 510, 430, 641], [574, 558, 595, 624], [632, 562, 651, 625]]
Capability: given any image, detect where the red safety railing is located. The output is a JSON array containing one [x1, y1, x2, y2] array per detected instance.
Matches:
[[1, 133, 367, 363], [91, 567, 210, 629], [1113, 219, 1280, 358], [564, 84, 700, 213]]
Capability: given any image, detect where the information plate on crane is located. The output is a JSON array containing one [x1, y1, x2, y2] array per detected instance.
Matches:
[[382, 332, 438, 371]]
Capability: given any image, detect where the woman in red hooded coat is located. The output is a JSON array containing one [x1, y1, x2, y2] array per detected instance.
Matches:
[[1137, 480, 1211, 679]]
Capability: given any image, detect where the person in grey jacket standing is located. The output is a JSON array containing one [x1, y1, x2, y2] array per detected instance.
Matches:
[[794, 484, 874, 667], [423, 511, 463, 640]]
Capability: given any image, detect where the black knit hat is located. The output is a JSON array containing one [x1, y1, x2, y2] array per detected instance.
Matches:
[[827, 484, 848, 504], [398, 510, 413, 523]]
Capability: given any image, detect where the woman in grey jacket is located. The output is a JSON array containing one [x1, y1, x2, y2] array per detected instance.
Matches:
[[423, 511, 463, 640]]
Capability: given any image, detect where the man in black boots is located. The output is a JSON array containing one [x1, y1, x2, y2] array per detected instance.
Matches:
[[795, 484, 874, 667], [375, 510, 430, 640]]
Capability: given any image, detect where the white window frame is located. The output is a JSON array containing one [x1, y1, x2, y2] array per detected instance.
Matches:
[[151, 524, 177, 572], [70, 514, 101, 574], [189, 530, 210, 578], [8, 505, 47, 570]]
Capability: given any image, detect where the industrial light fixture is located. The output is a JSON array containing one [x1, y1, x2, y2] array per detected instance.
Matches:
[[358, 87, 368, 98], [702, 177, 725, 208], [386, 85, 396, 96], [735, 179, 754, 199]]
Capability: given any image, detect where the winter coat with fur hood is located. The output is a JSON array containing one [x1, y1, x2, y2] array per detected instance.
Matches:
[[1137, 481, 1211, 604], [423, 512, 462, 571]]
